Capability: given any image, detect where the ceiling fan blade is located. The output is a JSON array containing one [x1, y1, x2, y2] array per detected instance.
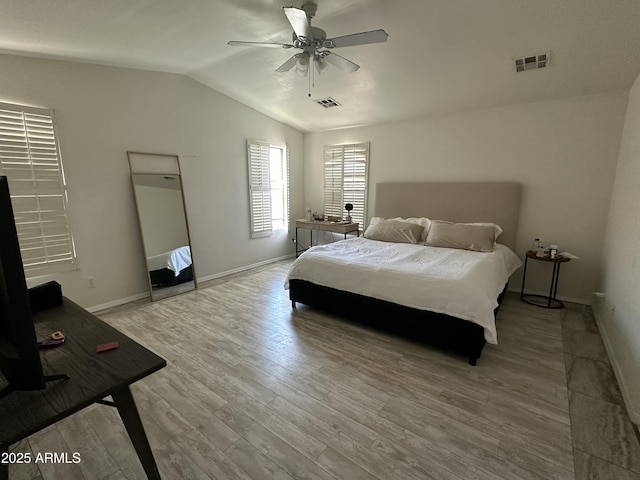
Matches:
[[228, 41, 293, 49], [275, 54, 299, 73], [324, 29, 389, 48], [283, 7, 312, 42], [323, 52, 360, 73]]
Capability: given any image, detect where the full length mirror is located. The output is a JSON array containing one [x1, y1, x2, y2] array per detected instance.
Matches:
[[128, 152, 196, 301]]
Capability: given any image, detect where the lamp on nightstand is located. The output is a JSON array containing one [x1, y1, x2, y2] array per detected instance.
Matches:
[[344, 203, 353, 223]]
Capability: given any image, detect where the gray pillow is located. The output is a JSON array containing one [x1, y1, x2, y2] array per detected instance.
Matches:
[[425, 220, 495, 252], [364, 220, 424, 244]]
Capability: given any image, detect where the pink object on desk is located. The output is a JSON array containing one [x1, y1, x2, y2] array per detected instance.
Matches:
[[96, 341, 119, 353]]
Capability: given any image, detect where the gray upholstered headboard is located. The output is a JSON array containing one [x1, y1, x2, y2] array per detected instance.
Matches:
[[374, 182, 522, 250]]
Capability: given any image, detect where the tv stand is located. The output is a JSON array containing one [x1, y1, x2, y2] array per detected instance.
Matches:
[[0, 298, 165, 479]]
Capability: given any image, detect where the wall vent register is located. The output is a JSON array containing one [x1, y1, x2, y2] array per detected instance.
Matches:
[[315, 97, 341, 108], [514, 52, 550, 72]]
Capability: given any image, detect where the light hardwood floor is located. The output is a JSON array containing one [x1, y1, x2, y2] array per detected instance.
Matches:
[[9, 260, 640, 479]]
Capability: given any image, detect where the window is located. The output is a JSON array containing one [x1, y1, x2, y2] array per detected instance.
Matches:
[[323, 143, 369, 227], [0, 102, 76, 275], [269, 145, 287, 230], [247, 140, 288, 238]]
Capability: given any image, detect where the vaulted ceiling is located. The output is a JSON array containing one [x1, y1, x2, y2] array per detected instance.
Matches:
[[2, 0, 640, 132]]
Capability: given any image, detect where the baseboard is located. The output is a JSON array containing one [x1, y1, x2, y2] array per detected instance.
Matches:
[[592, 300, 640, 424], [196, 254, 295, 283], [88, 254, 295, 313], [87, 292, 150, 313], [505, 286, 588, 305]]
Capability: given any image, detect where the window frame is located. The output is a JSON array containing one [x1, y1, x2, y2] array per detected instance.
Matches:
[[247, 139, 289, 238], [269, 144, 288, 231], [323, 142, 370, 228], [0, 102, 76, 276]]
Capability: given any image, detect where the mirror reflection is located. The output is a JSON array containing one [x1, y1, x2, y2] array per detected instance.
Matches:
[[131, 173, 196, 301]]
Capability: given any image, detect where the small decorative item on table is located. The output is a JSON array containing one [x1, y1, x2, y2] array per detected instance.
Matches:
[[344, 203, 353, 223]]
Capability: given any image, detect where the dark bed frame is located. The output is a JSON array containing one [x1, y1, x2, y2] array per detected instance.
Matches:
[[289, 182, 522, 366], [149, 265, 193, 288], [290, 280, 507, 365]]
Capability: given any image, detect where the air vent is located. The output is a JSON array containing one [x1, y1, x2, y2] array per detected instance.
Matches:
[[514, 52, 550, 73], [315, 97, 341, 108]]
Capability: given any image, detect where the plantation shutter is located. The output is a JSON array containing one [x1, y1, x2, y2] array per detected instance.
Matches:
[[0, 102, 76, 275], [247, 140, 272, 238], [323, 143, 369, 226], [285, 144, 290, 230]]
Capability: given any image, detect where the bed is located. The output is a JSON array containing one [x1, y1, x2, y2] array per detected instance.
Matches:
[[147, 245, 193, 287], [286, 182, 523, 365]]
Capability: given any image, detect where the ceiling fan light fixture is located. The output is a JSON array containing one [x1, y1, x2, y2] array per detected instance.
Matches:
[[314, 56, 329, 75], [295, 52, 310, 76]]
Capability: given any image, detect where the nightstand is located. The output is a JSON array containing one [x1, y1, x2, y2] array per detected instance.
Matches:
[[520, 250, 571, 308], [295, 219, 359, 257]]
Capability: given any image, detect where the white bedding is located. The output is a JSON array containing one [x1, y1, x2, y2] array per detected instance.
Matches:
[[285, 238, 522, 344], [147, 246, 192, 276]]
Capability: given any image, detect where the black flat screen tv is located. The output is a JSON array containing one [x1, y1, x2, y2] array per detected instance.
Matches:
[[0, 175, 47, 396]]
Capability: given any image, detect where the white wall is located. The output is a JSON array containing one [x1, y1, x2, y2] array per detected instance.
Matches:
[[304, 93, 627, 302], [597, 72, 640, 423], [0, 54, 304, 310]]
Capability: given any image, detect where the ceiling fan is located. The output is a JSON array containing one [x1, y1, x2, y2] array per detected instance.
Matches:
[[228, 2, 388, 84]]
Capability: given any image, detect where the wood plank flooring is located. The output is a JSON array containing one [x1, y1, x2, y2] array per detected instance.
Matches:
[[8, 260, 640, 479]]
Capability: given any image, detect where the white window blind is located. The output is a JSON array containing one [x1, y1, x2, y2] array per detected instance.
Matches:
[[323, 143, 369, 226], [0, 102, 76, 275], [269, 145, 285, 230], [285, 143, 290, 231], [247, 140, 272, 238]]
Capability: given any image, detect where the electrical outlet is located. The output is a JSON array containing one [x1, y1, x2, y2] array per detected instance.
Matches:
[[87, 276, 96, 288]]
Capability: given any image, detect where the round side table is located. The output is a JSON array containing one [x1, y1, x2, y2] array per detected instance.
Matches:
[[520, 250, 571, 309]]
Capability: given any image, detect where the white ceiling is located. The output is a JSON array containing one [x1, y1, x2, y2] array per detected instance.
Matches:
[[2, 0, 640, 132]]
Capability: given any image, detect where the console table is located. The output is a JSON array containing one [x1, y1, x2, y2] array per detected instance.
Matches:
[[0, 298, 165, 479], [295, 219, 360, 257]]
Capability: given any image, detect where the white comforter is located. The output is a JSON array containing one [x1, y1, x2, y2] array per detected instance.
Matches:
[[285, 238, 522, 344], [147, 246, 192, 276]]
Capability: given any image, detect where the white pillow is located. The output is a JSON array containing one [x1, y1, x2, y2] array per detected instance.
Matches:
[[425, 220, 496, 252], [364, 220, 425, 244], [461, 222, 503, 240], [368, 216, 431, 242]]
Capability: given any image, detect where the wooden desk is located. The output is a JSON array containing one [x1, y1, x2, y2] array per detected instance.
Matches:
[[295, 219, 359, 257], [0, 298, 165, 479]]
